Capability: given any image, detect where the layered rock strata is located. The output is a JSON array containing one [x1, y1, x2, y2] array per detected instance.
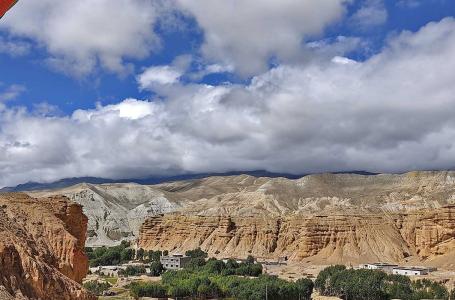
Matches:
[[138, 206, 455, 267], [0, 193, 95, 300]]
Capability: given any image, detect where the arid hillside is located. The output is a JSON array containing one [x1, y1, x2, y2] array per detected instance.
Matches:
[[28, 183, 181, 247], [0, 193, 95, 300], [139, 206, 455, 269], [27, 171, 455, 267], [140, 171, 455, 268]]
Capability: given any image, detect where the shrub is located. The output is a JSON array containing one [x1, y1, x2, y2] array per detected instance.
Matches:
[[83, 280, 110, 296], [129, 282, 167, 299], [119, 265, 146, 276]]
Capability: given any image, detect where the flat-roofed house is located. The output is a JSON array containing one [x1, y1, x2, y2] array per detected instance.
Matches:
[[160, 254, 191, 270], [392, 267, 429, 276], [359, 263, 399, 273]]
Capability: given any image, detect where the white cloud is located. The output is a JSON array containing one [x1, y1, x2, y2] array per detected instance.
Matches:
[[175, 0, 351, 77], [0, 84, 26, 102], [0, 0, 162, 76], [0, 37, 30, 56], [350, 0, 388, 29], [2, 18, 455, 187], [138, 66, 183, 89]]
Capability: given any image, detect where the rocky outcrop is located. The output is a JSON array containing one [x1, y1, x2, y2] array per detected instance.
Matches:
[[0, 193, 95, 300], [28, 183, 180, 247], [138, 206, 455, 267], [28, 171, 455, 249]]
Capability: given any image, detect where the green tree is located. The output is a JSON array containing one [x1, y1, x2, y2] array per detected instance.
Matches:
[[136, 248, 145, 261], [296, 278, 314, 300], [246, 255, 255, 264], [226, 258, 239, 269], [129, 282, 167, 298], [203, 259, 226, 274], [149, 261, 164, 276], [120, 240, 131, 248], [185, 247, 208, 258], [148, 250, 162, 262], [120, 248, 134, 262], [119, 265, 146, 276]]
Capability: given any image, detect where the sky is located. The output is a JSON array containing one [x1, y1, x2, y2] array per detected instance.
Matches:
[[1, 0, 455, 187]]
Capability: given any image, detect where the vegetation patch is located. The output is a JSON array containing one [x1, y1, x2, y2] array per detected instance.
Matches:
[[315, 265, 454, 300], [128, 248, 314, 300]]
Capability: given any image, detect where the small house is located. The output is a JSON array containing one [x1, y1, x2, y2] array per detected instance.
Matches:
[[160, 254, 191, 270], [392, 267, 429, 276]]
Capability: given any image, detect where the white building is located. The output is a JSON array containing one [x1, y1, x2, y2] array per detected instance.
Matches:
[[359, 263, 399, 273], [392, 267, 429, 276]]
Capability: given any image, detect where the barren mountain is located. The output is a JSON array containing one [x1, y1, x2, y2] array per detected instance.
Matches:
[[28, 183, 180, 247], [140, 171, 455, 268], [27, 171, 455, 266], [139, 206, 455, 269], [0, 193, 94, 300]]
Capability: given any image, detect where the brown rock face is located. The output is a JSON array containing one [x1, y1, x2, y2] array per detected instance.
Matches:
[[0, 193, 95, 300], [139, 206, 455, 268]]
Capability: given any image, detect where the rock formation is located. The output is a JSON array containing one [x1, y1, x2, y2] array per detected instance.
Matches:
[[27, 171, 455, 266], [28, 183, 180, 247], [0, 193, 95, 300], [139, 206, 455, 268]]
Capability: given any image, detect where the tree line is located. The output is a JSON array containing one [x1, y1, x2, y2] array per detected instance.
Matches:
[[315, 265, 454, 300], [128, 248, 314, 300]]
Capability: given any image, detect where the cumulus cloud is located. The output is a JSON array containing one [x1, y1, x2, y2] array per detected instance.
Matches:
[[175, 0, 351, 77], [138, 66, 183, 88], [2, 18, 455, 187], [350, 0, 388, 29], [0, 0, 162, 76]]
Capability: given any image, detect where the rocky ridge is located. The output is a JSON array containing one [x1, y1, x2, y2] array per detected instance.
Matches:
[[0, 193, 94, 300], [28, 183, 180, 247], [27, 171, 455, 264], [138, 171, 455, 268], [139, 206, 455, 268]]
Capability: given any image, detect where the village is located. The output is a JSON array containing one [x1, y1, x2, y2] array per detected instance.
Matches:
[[83, 243, 454, 300]]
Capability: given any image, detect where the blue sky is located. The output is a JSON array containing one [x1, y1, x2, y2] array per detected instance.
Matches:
[[2, 0, 453, 113], [1, 0, 455, 186]]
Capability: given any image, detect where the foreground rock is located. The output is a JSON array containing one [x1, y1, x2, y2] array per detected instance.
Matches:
[[0, 193, 95, 300]]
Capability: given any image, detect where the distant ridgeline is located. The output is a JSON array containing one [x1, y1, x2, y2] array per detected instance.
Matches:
[[0, 170, 378, 192]]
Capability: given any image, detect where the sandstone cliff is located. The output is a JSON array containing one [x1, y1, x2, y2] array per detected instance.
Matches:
[[28, 171, 455, 255], [28, 183, 180, 247], [138, 206, 455, 268], [0, 193, 95, 300]]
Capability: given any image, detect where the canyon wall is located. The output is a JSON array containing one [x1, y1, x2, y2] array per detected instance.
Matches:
[[138, 206, 455, 268], [28, 171, 455, 248], [0, 193, 95, 300]]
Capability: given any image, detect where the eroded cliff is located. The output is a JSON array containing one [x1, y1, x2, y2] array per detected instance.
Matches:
[[28, 171, 455, 247], [0, 193, 95, 300], [139, 206, 455, 268]]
